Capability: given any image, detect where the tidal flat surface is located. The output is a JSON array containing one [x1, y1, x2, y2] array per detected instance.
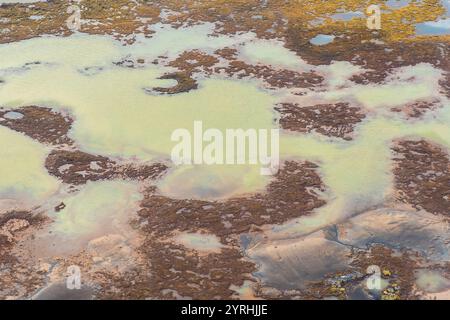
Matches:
[[0, 0, 449, 300]]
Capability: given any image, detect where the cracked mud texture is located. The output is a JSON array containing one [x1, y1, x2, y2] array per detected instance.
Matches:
[[168, 50, 219, 75], [0, 106, 73, 145], [275, 102, 366, 140], [139, 161, 326, 239], [217, 60, 324, 89], [123, 161, 326, 299], [391, 99, 442, 119], [303, 245, 420, 300], [349, 246, 420, 300], [0, 0, 449, 301], [163, 48, 324, 90], [393, 139, 450, 216], [97, 240, 255, 299], [153, 72, 198, 94], [45, 149, 168, 185], [0, 211, 48, 298]]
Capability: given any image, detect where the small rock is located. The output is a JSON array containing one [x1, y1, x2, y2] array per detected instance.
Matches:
[[54, 202, 66, 212]]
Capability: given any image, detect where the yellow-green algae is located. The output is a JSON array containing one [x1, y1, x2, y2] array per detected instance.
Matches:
[[274, 110, 450, 238], [0, 0, 449, 300], [0, 32, 282, 199], [0, 125, 58, 204], [30, 180, 142, 257], [52, 180, 142, 237], [0, 25, 448, 239]]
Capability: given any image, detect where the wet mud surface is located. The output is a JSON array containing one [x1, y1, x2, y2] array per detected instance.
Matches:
[[275, 102, 366, 140], [45, 149, 168, 185], [392, 139, 450, 216], [0, 0, 449, 300], [0, 106, 73, 145]]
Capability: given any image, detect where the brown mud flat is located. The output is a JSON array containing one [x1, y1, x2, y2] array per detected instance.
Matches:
[[2, 0, 447, 85], [98, 161, 327, 299], [216, 59, 324, 90], [168, 50, 219, 75], [0, 106, 73, 145], [1, 0, 447, 93], [0, 0, 160, 44], [349, 246, 420, 300], [40, 160, 327, 300], [0, 105, 169, 185], [164, 48, 324, 90], [0, 211, 48, 298], [96, 241, 256, 300], [150, 50, 219, 94], [45, 149, 168, 185], [248, 203, 450, 301], [266, 245, 420, 300], [392, 139, 450, 216], [1, 0, 446, 45], [214, 48, 323, 89], [288, 31, 449, 78], [391, 99, 442, 119], [139, 161, 326, 239], [440, 73, 450, 98], [0, 0, 449, 301], [153, 72, 198, 94], [275, 102, 366, 140]]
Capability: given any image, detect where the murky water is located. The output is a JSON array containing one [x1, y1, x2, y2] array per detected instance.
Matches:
[[33, 283, 93, 300], [0, 7, 449, 299], [0, 125, 58, 205], [416, 18, 450, 35], [0, 24, 448, 237], [415, 270, 450, 293], [239, 39, 308, 69], [172, 232, 224, 253], [331, 11, 364, 21], [310, 34, 335, 46]]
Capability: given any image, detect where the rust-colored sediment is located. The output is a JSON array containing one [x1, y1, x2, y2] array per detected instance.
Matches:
[[275, 102, 366, 140], [163, 48, 324, 90], [391, 99, 442, 119], [0, 211, 48, 298], [1, 0, 449, 300], [350, 246, 419, 300], [392, 139, 450, 216], [153, 72, 198, 94], [0, 106, 73, 145], [139, 161, 326, 239], [45, 149, 168, 185], [97, 161, 327, 299], [289, 245, 419, 300]]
